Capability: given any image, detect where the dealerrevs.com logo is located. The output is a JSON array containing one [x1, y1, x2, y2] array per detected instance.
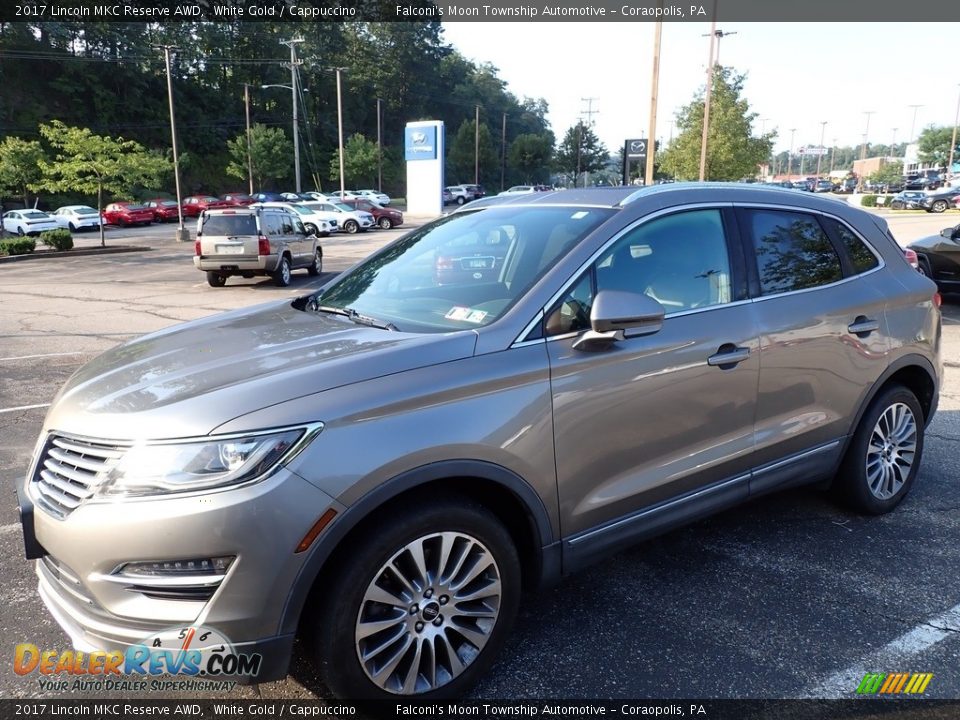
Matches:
[[14, 626, 261, 692]]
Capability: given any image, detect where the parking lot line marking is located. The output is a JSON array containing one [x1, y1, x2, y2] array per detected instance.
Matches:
[[0, 403, 50, 415], [803, 601, 960, 698], [0, 352, 83, 362]]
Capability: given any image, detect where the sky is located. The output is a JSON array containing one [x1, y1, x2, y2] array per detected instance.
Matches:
[[440, 22, 960, 156]]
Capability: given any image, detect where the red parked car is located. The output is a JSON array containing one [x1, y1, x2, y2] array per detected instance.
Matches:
[[341, 198, 404, 229], [182, 195, 232, 217], [101, 202, 153, 227], [144, 198, 182, 222], [222, 193, 256, 206]]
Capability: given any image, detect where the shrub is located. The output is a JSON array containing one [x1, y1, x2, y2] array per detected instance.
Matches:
[[0, 237, 37, 256], [39, 228, 74, 251], [861, 194, 878, 207]]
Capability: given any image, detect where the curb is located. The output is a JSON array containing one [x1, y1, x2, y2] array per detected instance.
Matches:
[[0, 245, 147, 265]]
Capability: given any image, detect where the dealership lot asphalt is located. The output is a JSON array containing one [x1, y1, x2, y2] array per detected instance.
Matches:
[[1, 213, 959, 701]]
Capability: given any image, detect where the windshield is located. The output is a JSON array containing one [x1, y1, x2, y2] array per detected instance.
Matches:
[[73, 207, 99, 215], [288, 204, 311, 216], [312, 205, 613, 333], [24, 211, 49, 219]]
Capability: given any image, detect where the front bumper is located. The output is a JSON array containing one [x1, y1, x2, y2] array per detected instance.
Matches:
[[24, 464, 337, 680]]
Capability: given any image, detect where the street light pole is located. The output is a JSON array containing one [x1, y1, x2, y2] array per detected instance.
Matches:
[[244, 83, 254, 195], [155, 44, 188, 244], [335, 68, 346, 196], [500, 112, 507, 192], [948, 85, 960, 183], [281, 37, 303, 193], [816, 121, 827, 177], [376, 97, 382, 193], [830, 138, 837, 174], [474, 105, 480, 186], [788, 127, 796, 179]]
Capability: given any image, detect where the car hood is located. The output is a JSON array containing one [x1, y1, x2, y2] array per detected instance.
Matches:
[[908, 231, 959, 253], [44, 301, 478, 441]]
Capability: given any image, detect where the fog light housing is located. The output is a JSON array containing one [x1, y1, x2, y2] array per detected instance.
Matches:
[[117, 556, 234, 578]]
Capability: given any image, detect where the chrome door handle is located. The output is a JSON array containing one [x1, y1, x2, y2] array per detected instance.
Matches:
[[848, 317, 879, 336], [707, 346, 751, 368]]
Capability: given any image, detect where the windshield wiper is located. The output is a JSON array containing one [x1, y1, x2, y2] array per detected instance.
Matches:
[[313, 303, 398, 331]]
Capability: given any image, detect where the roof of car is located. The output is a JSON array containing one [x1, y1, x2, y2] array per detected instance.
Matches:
[[459, 183, 850, 212]]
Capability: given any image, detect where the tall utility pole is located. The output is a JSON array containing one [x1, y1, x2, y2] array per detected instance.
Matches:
[[580, 97, 599, 126], [890, 128, 898, 157], [830, 138, 838, 174], [281, 37, 304, 193], [787, 128, 796, 179], [500, 112, 507, 192], [858, 111, 875, 190], [243, 83, 254, 195], [948, 85, 960, 182], [376, 98, 382, 193], [816, 121, 827, 177], [474, 105, 480, 185], [705, 28, 737, 66], [155, 44, 187, 244], [645, 17, 663, 186], [334, 68, 346, 196], [698, 6, 718, 182], [575, 122, 583, 188], [579, 99, 598, 187], [907, 104, 923, 142]]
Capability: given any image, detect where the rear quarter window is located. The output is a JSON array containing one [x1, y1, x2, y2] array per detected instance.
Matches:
[[746, 209, 843, 295]]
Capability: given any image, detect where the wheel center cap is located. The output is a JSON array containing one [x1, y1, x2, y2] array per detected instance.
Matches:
[[421, 601, 441, 622]]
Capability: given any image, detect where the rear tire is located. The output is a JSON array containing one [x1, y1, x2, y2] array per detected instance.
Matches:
[[307, 249, 322, 276], [273, 255, 292, 287], [833, 384, 924, 515], [206, 271, 226, 288], [314, 495, 521, 700]]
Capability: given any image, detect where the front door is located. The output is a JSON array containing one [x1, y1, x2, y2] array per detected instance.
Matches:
[[546, 208, 759, 567]]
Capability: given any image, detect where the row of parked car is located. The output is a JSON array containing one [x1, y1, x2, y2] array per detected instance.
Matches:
[[1, 189, 401, 238]]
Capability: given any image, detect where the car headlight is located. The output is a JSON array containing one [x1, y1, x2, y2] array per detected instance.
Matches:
[[96, 426, 321, 498]]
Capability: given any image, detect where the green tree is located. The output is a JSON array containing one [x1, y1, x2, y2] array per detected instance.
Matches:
[[554, 122, 608, 186], [0, 137, 45, 208], [660, 65, 775, 181], [226, 123, 291, 191], [917, 126, 959, 168], [328, 133, 379, 188], [869, 160, 904, 186], [447, 120, 498, 185], [35, 121, 169, 247], [507, 133, 553, 183]]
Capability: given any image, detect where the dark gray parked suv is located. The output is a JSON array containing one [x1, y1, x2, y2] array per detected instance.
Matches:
[[18, 185, 941, 699]]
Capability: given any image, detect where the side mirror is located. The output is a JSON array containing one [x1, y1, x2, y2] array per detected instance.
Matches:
[[941, 225, 960, 240], [572, 290, 665, 352]]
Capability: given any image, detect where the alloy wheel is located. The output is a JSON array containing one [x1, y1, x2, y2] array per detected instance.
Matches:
[[354, 531, 502, 695], [865, 402, 917, 500]]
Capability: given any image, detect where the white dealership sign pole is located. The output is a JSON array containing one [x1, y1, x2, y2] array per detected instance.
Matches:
[[405, 120, 445, 217]]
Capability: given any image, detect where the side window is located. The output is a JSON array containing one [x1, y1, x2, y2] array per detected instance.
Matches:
[[545, 209, 732, 336], [279, 214, 295, 234], [823, 217, 880, 275], [291, 216, 306, 235], [262, 212, 282, 236], [747, 209, 842, 295]]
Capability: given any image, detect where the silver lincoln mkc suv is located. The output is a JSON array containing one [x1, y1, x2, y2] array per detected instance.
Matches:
[[18, 184, 941, 698]]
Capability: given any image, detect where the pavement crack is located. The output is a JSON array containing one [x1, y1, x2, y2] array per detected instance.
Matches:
[[926, 432, 960, 444]]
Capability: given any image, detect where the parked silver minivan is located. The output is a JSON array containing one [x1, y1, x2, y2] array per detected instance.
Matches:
[[19, 185, 941, 699], [193, 206, 322, 287]]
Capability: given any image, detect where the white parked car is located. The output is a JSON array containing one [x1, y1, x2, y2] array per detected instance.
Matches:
[[301, 200, 374, 234], [499, 185, 536, 196], [2, 209, 59, 236], [252, 202, 334, 237], [52, 205, 103, 232], [300, 192, 331, 202], [354, 189, 391, 205]]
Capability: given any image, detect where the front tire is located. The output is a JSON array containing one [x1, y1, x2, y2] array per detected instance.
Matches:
[[833, 384, 924, 514], [378, 217, 393, 230], [315, 496, 521, 699], [343, 220, 359, 234], [273, 255, 292, 287], [931, 200, 948, 213]]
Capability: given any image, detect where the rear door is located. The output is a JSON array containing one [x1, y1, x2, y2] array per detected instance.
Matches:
[[737, 206, 891, 493]]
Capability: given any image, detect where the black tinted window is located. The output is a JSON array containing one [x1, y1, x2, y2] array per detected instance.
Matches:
[[829, 219, 880, 274], [262, 213, 283, 236], [199, 214, 257, 236], [747, 210, 842, 295]]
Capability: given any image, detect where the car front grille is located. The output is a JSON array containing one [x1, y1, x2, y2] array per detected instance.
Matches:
[[33, 435, 125, 519]]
